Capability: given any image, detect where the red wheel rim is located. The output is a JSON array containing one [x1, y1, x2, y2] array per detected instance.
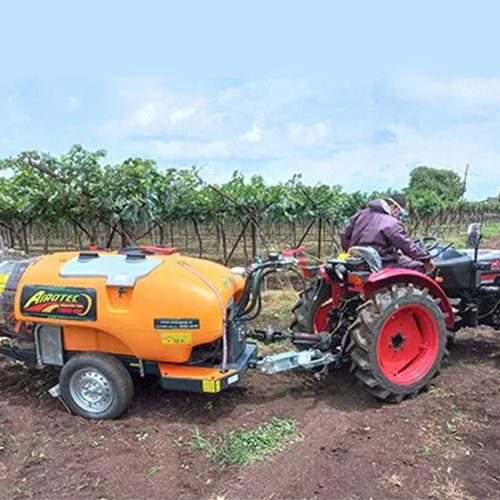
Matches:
[[376, 304, 440, 386], [313, 300, 333, 332]]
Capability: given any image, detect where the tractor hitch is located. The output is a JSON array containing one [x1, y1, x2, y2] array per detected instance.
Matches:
[[256, 349, 339, 375], [246, 328, 339, 376], [248, 328, 333, 350]]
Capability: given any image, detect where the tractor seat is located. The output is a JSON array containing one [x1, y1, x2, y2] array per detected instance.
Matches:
[[346, 246, 383, 273]]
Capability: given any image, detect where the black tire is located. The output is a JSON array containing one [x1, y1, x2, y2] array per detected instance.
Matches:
[[291, 279, 332, 335], [60, 352, 134, 420], [348, 284, 448, 402]]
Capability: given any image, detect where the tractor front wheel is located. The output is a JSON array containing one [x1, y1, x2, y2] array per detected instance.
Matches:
[[348, 284, 448, 402], [291, 279, 333, 334]]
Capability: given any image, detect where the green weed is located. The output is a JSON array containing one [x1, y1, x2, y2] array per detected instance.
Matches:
[[445, 420, 458, 435], [146, 465, 160, 479], [185, 417, 299, 468], [422, 444, 433, 457], [0, 427, 15, 452]]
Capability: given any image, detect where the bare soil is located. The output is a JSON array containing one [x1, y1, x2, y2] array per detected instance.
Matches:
[[2, 234, 500, 500], [0, 326, 500, 500]]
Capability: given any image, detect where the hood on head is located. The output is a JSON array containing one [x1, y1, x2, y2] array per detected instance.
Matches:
[[368, 199, 391, 215]]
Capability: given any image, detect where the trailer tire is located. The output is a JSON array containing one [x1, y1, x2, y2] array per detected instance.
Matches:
[[60, 352, 133, 420], [348, 284, 448, 402]]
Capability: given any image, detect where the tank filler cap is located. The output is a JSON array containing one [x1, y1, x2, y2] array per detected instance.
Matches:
[[125, 252, 147, 261], [231, 267, 247, 277], [78, 252, 100, 261]]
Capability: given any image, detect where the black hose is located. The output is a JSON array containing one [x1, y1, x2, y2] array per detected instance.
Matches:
[[239, 294, 262, 322], [243, 269, 276, 316], [235, 266, 280, 321], [234, 262, 282, 316], [234, 269, 261, 317], [237, 269, 278, 321]]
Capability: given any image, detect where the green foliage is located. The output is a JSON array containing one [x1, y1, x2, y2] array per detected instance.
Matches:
[[185, 417, 298, 468], [407, 166, 466, 212], [1, 147, 499, 252]]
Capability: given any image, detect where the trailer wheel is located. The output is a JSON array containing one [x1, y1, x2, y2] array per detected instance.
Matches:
[[60, 352, 133, 419], [348, 284, 448, 402]]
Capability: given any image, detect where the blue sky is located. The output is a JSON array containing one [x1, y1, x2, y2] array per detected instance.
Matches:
[[1, 1, 499, 200]]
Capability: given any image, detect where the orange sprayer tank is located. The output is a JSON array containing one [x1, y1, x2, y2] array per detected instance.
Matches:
[[14, 251, 245, 364]]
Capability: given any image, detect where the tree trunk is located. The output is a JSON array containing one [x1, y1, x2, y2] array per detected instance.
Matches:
[[106, 223, 119, 249], [170, 222, 175, 247], [192, 218, 203, 257], [251, 218, 257, 258], [219, 222, 228, 263], [243, 224, 248, 261], [120, 224, 129, 247], [215, 221, 221, 253], [22, 223, 29, 254], [317, 218, 322, 258], [159, 224, 165, 245], [43, 226, 50, 253], [9, 228, 16, 248]]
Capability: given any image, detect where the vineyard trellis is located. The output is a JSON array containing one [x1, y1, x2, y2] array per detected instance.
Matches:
[[1, 145, 499, 262]]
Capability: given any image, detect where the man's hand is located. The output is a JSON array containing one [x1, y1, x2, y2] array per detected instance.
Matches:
[[423, 260, 436, 273]]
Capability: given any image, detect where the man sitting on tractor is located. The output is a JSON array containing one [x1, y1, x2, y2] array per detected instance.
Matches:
[[340, 194, 435, 273]]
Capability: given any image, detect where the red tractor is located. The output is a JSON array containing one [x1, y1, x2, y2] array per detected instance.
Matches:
[[281, 224, 500, 401]]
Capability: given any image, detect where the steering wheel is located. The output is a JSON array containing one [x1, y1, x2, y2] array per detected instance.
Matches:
[[413, 236, 439, 252]]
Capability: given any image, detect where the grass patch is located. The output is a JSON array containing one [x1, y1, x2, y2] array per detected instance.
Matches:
[[443, 233, 467, 249], [185, 417, 299, 468], [0, 427, 14, 452], [253, 290, 298, 331], [442, 221, 500, 249], [482, 222, 500, 241], [146, 465, 160, 479], [422, 444, 433, 457]]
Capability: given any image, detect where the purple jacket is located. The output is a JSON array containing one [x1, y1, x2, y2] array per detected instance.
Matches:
[[340, 200, 430, 265]]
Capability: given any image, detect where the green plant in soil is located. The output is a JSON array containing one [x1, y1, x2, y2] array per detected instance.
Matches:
[[185, 417, 299, 468], [0, 427, 15, 452]]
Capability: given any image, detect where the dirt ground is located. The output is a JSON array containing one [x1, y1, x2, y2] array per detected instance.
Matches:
[[2, 234, 500, 500], [0, 326, 500, 500]]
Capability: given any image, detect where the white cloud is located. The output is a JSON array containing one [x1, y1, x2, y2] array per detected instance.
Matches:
[[99, 82, 208, 139], [170, 106, 197, 124], [391, 75, 500, 107], [98, 79, 311, 142], [240, 123, 500, 200], [288, 122, 329, 146], [449, 78, 500, 106], [242, 124, 263, 144], [95, 77, 499, 200], [150, 139, 233, 160], [390, 75, 447, 102]]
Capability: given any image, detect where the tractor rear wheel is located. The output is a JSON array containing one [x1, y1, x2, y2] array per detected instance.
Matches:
[[348, 284, 448, 402], [60, 352, 134, 419]]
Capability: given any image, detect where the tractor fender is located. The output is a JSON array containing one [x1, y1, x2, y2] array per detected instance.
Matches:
[[365, 268, 455, 329]]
